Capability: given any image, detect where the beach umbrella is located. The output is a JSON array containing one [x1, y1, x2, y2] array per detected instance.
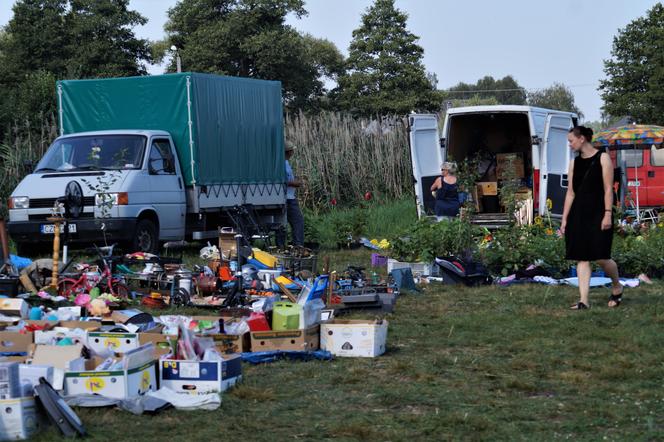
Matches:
[[592, 124, 664, 222], [592, 124, 664, 147]]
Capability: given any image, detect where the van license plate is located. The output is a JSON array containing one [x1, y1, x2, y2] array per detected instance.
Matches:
[[40, 224, 77, 234], [627, 180, 641, 187]]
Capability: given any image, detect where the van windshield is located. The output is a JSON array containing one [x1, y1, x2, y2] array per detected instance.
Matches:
[[35, 135, 146, 172]]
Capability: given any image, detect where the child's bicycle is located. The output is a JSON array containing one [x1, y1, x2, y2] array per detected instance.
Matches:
[[58, 243, 129, 299]]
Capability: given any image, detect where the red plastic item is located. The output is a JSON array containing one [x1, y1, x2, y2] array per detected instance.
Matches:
[[218, 266, 234, 281], [247, 312, 271, 331]]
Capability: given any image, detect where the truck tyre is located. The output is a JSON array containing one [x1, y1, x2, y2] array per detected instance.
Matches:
[[132, 219, 158, 254]]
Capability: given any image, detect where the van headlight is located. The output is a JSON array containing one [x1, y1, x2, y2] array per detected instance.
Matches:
[[95, 192, 128, 206], [9, 196, 29, 209]]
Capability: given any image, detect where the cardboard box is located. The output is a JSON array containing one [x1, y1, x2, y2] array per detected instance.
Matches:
[[0, 299, 29, 319], [18, 364, 54, 396], [87, 332, 139, 353], [58, 320, 101, 331], [496, 153, 525, 180], [31, 344, 86, 371], [31, 344, 86, 390], [250, 325, 319, 352], [0, 362, 20, 399], [476, 181, 498, 196], [516, 188, 533, 200], [218, 227, 238, 259], [138, 333, 174, 357], [0, 332, 33, 354], [320, 319, 388, 358], [34, 327, 88, 346], [64, 343, 156, 400], [160, 354, 242, 395], [201, 333, 251, 354], [0, 397, 45, 440]]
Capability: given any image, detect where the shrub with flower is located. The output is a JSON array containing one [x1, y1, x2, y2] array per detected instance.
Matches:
[[480, 224, 567, 277]]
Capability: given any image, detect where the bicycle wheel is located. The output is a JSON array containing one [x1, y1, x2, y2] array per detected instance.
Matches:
[[58, 279, 84, 298]]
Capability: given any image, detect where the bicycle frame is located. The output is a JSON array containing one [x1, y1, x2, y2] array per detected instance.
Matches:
[[58, 243, 127, 298]]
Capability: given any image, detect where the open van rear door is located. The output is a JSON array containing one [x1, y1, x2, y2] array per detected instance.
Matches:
[[541, 114, 573, 216], [409, 114, 443, 218]]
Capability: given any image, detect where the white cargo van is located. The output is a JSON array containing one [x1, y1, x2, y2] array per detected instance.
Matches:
[[409, 106, 578, 226]]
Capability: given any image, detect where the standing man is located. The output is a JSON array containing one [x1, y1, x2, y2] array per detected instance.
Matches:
[[285, 142, 304, 246]]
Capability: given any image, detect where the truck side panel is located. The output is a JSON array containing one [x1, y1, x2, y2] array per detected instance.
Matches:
[[191, 74, 285, 187]]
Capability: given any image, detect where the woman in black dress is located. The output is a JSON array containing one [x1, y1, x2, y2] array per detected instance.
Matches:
[[561, 126, 622, 309]]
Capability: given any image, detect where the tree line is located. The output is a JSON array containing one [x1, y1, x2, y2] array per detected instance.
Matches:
[[0, 1, 599, 134], [0, 0, 662, 172]]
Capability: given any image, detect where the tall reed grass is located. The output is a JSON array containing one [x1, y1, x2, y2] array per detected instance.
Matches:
[[285, 111, 413, 211], [0, 111, 415, 214], [0, 117, 58, 216]]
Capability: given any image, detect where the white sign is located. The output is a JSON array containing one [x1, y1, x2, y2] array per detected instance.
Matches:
[[627, 180, 641, 187]]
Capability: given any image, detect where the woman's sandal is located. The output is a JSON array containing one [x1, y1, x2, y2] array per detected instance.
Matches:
[[570, 301, 589, 310], [608, 288, 623, 308]]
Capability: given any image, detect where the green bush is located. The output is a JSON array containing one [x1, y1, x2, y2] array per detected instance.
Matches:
[[389, 218, 483, 262], [612, 226, 664, 276], [479, 225, 567, 277], [304, 198, 417, 249], [331, 207, 368, 247]]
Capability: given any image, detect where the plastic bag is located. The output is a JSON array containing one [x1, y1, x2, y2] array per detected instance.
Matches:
[[224, 319, 250, 336], [199, 242, 220, 260]]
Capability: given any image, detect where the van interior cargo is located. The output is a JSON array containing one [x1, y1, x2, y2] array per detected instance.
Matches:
[[446, 112, 533, 214]]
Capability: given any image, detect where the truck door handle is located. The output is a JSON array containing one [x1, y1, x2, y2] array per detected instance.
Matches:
[[648, 171, 655, 178], [178, 177, 183, 189]]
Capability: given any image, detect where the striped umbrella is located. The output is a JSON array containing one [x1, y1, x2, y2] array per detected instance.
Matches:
[[593, 124, 664, 147]]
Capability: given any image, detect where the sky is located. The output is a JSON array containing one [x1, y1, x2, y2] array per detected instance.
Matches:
[[0, 0, 660, 121]]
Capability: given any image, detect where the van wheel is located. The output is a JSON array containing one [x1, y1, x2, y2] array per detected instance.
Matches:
[[132, 219, 158, 254]]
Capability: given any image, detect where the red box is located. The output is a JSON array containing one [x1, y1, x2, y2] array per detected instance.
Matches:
[[247, 312, 270, 331]]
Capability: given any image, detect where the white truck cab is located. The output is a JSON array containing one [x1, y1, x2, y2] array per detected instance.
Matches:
[[8, 130, 186, 253]]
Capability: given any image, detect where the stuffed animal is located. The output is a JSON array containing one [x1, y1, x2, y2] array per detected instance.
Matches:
[[88, 298, 110, 317]]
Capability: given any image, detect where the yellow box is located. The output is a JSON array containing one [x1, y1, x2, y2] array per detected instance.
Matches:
[[476, 182, 498, 196]]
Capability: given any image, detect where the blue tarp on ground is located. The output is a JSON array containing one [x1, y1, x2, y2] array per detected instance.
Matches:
[[240, 350, 332, 364]]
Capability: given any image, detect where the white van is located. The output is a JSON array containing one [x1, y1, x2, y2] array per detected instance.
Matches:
[[409, 105, 578, 226]]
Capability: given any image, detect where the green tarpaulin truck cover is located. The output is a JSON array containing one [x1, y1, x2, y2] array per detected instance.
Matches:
[[58, 72, 285, 186]]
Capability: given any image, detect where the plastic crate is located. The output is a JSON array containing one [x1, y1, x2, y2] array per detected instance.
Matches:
[[371, 253, 388, 267], [275, 254, 317, 274], [387, 259, 433, 276]]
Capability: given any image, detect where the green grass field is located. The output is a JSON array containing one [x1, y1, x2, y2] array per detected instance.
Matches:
[[31, 252, 664, 441]]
